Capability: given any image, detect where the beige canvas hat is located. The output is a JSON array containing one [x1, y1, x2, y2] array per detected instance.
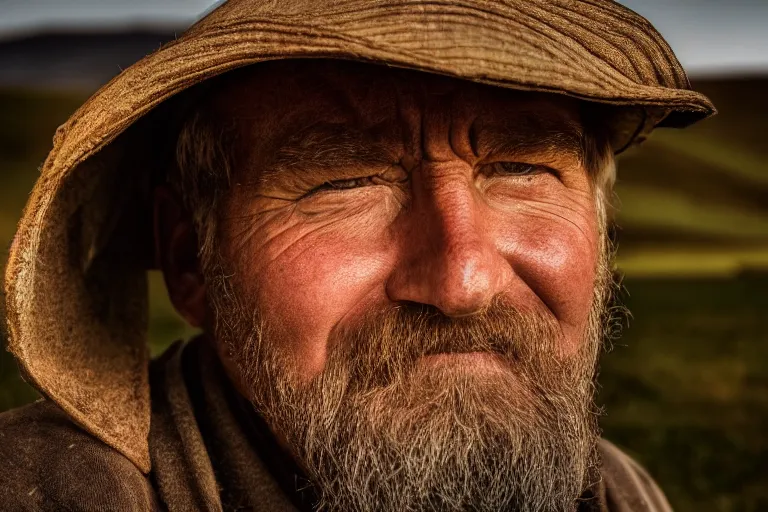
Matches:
[[3, 0, 715, 473]]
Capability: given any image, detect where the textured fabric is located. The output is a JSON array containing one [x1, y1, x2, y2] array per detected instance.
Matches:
[[2, 0, 716, 472], [179, 339, 315, 510], [0, 337, 672, 511], [149, 339, 299, 511], [0, 401, 160, 511], [595, 441, 674, 512]]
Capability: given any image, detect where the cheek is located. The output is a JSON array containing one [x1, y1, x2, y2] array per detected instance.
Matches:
[[225, 190, 399, 380], [488, 189, 600, 349]]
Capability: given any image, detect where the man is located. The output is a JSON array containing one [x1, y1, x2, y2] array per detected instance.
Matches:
[[0, 0, 714, 510]]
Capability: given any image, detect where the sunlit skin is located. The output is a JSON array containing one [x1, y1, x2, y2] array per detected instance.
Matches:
[[158, 60, 601, 389]]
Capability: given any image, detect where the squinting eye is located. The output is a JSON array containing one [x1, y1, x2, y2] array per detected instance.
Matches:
[[309, 176, 374, 194], [306, 166, 409, 196], [327, 177, 371, 189], [484, 162, 546, 176]]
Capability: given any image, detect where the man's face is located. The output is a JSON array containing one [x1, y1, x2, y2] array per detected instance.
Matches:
[[185, 61, 612, 510]]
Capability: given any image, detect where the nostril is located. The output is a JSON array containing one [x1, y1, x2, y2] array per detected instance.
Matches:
[[436, 296, 489, 318], [441, 306, 488, 319]]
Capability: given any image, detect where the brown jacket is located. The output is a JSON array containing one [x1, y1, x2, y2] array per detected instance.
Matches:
[[0, 338, 672, 511]]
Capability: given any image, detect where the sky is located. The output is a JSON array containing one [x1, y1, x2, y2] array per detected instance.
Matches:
[[1, 0, 767, 75]]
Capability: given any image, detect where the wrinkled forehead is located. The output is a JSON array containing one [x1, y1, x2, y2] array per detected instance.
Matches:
[[204, 59, 585, 146]]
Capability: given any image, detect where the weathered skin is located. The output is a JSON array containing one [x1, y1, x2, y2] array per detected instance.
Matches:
[[158, 61, 601, 387]]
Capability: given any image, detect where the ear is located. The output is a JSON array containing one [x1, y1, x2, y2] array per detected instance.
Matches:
[[154, 185, 206, 327]]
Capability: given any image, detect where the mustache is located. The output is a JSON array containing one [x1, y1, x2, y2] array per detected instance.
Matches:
[[324, 296, 565, 387]]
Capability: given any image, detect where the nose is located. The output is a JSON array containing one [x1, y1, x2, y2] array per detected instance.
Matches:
[[386, 163, 514, 317]]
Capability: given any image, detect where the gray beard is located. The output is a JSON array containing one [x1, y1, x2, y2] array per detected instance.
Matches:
[[275, 360, 601, 512], [205, 231, 614, 511]]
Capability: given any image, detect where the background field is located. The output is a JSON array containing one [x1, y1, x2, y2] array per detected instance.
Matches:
[[0, 35, 766, 511]]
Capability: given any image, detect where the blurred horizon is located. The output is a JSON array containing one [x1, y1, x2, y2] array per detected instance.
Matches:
[[1, 0, 768, 76]]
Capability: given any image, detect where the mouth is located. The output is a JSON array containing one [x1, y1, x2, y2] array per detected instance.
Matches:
[[422, 336, 509, 359], [418, 351, 508, 370]]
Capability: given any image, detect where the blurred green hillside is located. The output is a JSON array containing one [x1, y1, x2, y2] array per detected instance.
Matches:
[[615, 79, 768, 276], [1, 79, 767, 511]]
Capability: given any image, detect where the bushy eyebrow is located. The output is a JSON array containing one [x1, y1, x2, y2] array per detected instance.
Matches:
[[251, 112, 588, 189], [474, 112, 587, 167], [256, 123, 397, 186]]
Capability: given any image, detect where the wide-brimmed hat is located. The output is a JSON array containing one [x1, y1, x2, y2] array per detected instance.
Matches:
[[3, 0, 715, 473]]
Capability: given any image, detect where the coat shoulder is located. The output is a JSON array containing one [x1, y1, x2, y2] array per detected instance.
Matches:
[[597, 439, 673, 512], [0, 400, 160, 511]]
